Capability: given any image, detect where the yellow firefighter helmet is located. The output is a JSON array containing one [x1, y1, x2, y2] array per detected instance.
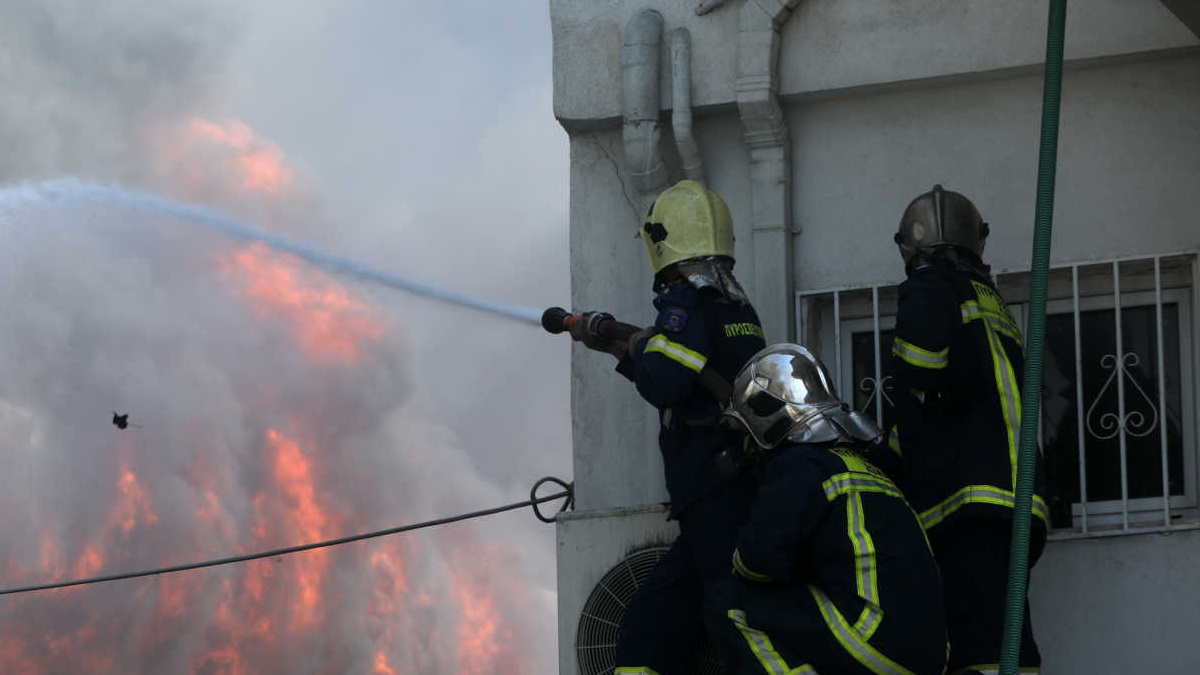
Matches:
[[640, 180, 735, 273]]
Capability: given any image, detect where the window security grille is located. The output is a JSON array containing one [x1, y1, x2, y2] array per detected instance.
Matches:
[[796, 253, 1198, 539]]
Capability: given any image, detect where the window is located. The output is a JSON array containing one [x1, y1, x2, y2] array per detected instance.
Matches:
[[797, 253, 1199, 538]]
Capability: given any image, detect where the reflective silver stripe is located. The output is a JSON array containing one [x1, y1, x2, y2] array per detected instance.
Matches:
[[847, 494, 883, 639], [727, 609, 815, 675], [822, 475, 905, 502], [644, 334, 707, 373], [809, 588, 916, 675], [891, 337, 948, 370], [920, 486, 1052, 530]]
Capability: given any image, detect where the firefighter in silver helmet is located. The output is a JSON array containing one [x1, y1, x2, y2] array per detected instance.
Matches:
[[885, 185, 1049, 675], [569, 179, 765, 675], [723, 344, 948, 675]]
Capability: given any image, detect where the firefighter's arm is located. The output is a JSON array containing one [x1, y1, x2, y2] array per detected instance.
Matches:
[[892, 276, 958, 393], [619, 306, 713, 409], [732, 461, 826, 583]]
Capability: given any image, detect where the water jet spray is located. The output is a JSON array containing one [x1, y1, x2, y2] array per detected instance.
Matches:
[[0, 178, 544, 326]]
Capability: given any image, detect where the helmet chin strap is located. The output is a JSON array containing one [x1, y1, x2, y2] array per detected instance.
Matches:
[[911, 246, 991, 278]]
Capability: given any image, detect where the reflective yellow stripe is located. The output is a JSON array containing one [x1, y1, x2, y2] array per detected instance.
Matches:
[[809, 588, 917, 675], [822, 474, 905, 502], [962, 281, 1023, 344], [892, 337, 948, 370], [962, 282, 1025, 489], [919, 485, 1051, 531], [847, 493, 883, 639], [733, 549, 772, 582], [823, 449, 904, 501], [644, 334, 707, 373], [983, 321, 1022, 487], [728, 609, 817, 675]]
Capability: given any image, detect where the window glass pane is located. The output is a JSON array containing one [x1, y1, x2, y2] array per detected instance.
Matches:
[[1041, 303, 1184, 525], [850, 330, 896, 432]]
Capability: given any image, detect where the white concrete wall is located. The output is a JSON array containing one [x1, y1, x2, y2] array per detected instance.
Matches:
[[1033, 528, 1200, 673], [551, 0, 1197, 125], [553, 1, 1200, 673], [790, 53, 1200, 292]]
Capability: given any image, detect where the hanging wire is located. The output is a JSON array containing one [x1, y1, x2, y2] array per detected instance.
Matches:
[[0, 476, 573, 597]]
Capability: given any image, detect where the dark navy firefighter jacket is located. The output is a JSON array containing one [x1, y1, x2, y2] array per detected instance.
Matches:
[[885, 263, 1049, 536], [728, 442, 948, 675], [616, 281, 766, 518]]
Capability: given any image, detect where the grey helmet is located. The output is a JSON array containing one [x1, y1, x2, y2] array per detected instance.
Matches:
[[894, 185, 989, 269], [724, 344, 883, 449]]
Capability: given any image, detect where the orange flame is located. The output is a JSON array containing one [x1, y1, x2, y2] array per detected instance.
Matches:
[[184, 119, 294, 197], [266, 428, 333, 628], [111, 464, 159, 536], [220, 243, 385, 364]]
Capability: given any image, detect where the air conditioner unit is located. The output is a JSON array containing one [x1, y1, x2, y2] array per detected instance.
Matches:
[[557, 505, 725, 675]]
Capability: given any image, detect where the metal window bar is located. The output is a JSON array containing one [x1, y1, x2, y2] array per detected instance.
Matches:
[[797, 252, 1197, 538], [1072, 264, 1089, 534], [1112, 261, 1130, 530], [872, 287, 883, 427], [1157, 256, 1170, 528], [834, 291, 842, 385]]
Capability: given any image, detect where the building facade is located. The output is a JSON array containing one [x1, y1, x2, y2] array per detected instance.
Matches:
[[551, 1, 1200, 673]]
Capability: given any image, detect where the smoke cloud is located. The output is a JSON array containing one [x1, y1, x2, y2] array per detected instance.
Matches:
[[0, 1, 567, 673]]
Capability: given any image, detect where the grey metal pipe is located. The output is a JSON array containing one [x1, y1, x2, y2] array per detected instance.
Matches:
[[670, 28, 705, 184], [622, 10, 668, 195]]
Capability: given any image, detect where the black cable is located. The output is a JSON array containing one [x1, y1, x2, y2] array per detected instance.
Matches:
[[0, 477, 573, 597], [530, 477, 575, 523]]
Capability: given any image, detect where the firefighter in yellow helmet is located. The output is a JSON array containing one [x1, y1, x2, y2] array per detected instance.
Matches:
[[570, 179, 766, 675]]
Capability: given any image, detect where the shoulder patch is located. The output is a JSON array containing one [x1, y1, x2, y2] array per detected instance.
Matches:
[[661, 307, 689, 333]]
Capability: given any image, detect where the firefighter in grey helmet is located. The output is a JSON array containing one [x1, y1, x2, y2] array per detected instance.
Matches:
[[884, 185, 1049, 675], [723, 344, 948, 675], [894, 184, 990, 276]]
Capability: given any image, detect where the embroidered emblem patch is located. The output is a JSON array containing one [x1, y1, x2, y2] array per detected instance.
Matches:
[[662, 307, 689, 333]]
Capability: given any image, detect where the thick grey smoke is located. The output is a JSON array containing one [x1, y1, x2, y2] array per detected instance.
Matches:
[[0, 1, 568, 673], [0, 0, 238, 183]]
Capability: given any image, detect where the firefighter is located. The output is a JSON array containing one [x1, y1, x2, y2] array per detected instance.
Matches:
[[723, 344, 948, 675], [887, 185, 1049, 675], [570, 179, 766, 675]]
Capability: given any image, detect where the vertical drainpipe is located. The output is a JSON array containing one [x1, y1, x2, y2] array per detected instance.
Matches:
[[670, 28, 705, 184], [736, 0, 804, 343], [622, 9, 669, 505], [623, 9, 669, 206]]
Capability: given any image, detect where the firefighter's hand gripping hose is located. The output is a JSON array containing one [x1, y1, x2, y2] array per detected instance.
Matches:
[[0, 476, 573, 597], [542, 306, 644, 353]]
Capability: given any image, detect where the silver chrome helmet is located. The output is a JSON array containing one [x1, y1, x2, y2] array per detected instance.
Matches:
[[894, 185, 989, 268], [725, 344, 883, 449]]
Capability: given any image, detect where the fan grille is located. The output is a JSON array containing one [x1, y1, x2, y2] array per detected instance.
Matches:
[[575, 546, 725, 675]]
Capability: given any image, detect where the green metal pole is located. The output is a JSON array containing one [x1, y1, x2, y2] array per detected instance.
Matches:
[[1000, 1, 1067, 674]]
